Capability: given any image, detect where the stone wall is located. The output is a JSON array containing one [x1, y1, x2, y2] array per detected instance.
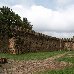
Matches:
[[8, 27, 61, 54], [0, 35, 8, 53], [0, 27, 74, 54], [62, 38, 74, 51]]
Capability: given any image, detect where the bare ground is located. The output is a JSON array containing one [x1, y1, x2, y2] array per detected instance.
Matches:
[[0, 52, 73, 74]]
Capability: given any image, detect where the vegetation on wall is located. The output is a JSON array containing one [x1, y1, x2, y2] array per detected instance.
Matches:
[[0, 6, 33, 38]]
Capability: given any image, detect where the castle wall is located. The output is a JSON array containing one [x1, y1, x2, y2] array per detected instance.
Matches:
[[0, 27, 74, 54], [62, 38, 74, 51], [0, 35, 8, 53], [8, 37, 16, 54], [8, 28, 61, 54], [72, 43, 74, 50]]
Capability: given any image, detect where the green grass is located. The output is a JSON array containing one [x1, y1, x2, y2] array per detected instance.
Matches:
[[35, 66, 74, 74], [0, 51, 66, 61], [68, 51, 74, 54], [57, 51, 74, 63], [57, 57, 74, 63], [35, 51, 74, 74]]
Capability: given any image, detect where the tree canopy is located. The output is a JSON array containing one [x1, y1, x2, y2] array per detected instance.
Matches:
[[0, 6, 33, 37]]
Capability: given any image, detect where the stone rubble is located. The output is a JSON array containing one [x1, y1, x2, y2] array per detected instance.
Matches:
[[0, 53, 73, 74]]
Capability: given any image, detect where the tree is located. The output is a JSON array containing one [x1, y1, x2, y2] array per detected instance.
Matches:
[[0, 6, 24, 28], [23, 18, 33, 30], [0, 6, 33, 37]]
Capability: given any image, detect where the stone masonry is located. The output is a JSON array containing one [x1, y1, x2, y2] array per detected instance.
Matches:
[[0, 27, 74, 54]]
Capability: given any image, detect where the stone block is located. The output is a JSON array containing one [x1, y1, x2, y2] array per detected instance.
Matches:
[[0, 58, 7, 64]]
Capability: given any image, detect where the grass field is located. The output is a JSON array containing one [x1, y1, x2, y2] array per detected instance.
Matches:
[[0, 51, 66, 60], [35, 51, 74, 74], [35, 66, 74, 74], [0, 51, 74, 74], [57, 51, 74, 63]]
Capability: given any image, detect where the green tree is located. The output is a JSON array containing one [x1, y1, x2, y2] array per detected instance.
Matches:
[[23, 18, 33, 30], [0, 6, 33, 37]]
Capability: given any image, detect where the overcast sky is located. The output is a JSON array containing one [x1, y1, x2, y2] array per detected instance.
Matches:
[[0, 0, 74, 38]]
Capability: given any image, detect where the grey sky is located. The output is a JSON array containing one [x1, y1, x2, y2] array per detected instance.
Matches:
[[0, 0, 74, 38]]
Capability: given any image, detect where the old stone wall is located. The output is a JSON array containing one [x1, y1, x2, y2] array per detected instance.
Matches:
[[0, 27, 74, 54], [62, 38, 74, 51], [0, 35, 8, 53], [8, 27, 61, 54]]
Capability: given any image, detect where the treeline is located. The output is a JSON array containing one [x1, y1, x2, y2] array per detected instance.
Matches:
[[0, 6, 33, 38]]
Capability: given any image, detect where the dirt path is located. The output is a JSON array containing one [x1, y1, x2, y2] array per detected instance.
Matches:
[[0, 52, 72, 74], [45, 52, 69, 60]]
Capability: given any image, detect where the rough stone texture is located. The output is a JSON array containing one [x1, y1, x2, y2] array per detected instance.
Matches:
[[0, 52, 72, 74], [8, 28, 61, 54], [0, 27, 74, 54], [8, 37, 16, 54], [63, 37, 74, 51], [0, 35, 8, 53]]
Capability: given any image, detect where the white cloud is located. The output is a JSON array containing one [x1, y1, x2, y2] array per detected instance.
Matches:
[[55, 0, 73, 6], [11, 5, 28, 20], [10, 4, 74, 38], [56, 0, 70, 4], [43, 31, 74, 38]]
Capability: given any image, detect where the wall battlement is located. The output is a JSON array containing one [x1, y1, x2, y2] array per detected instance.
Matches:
[[12, 26, 59, 40], [0, 26, 74, 54]]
